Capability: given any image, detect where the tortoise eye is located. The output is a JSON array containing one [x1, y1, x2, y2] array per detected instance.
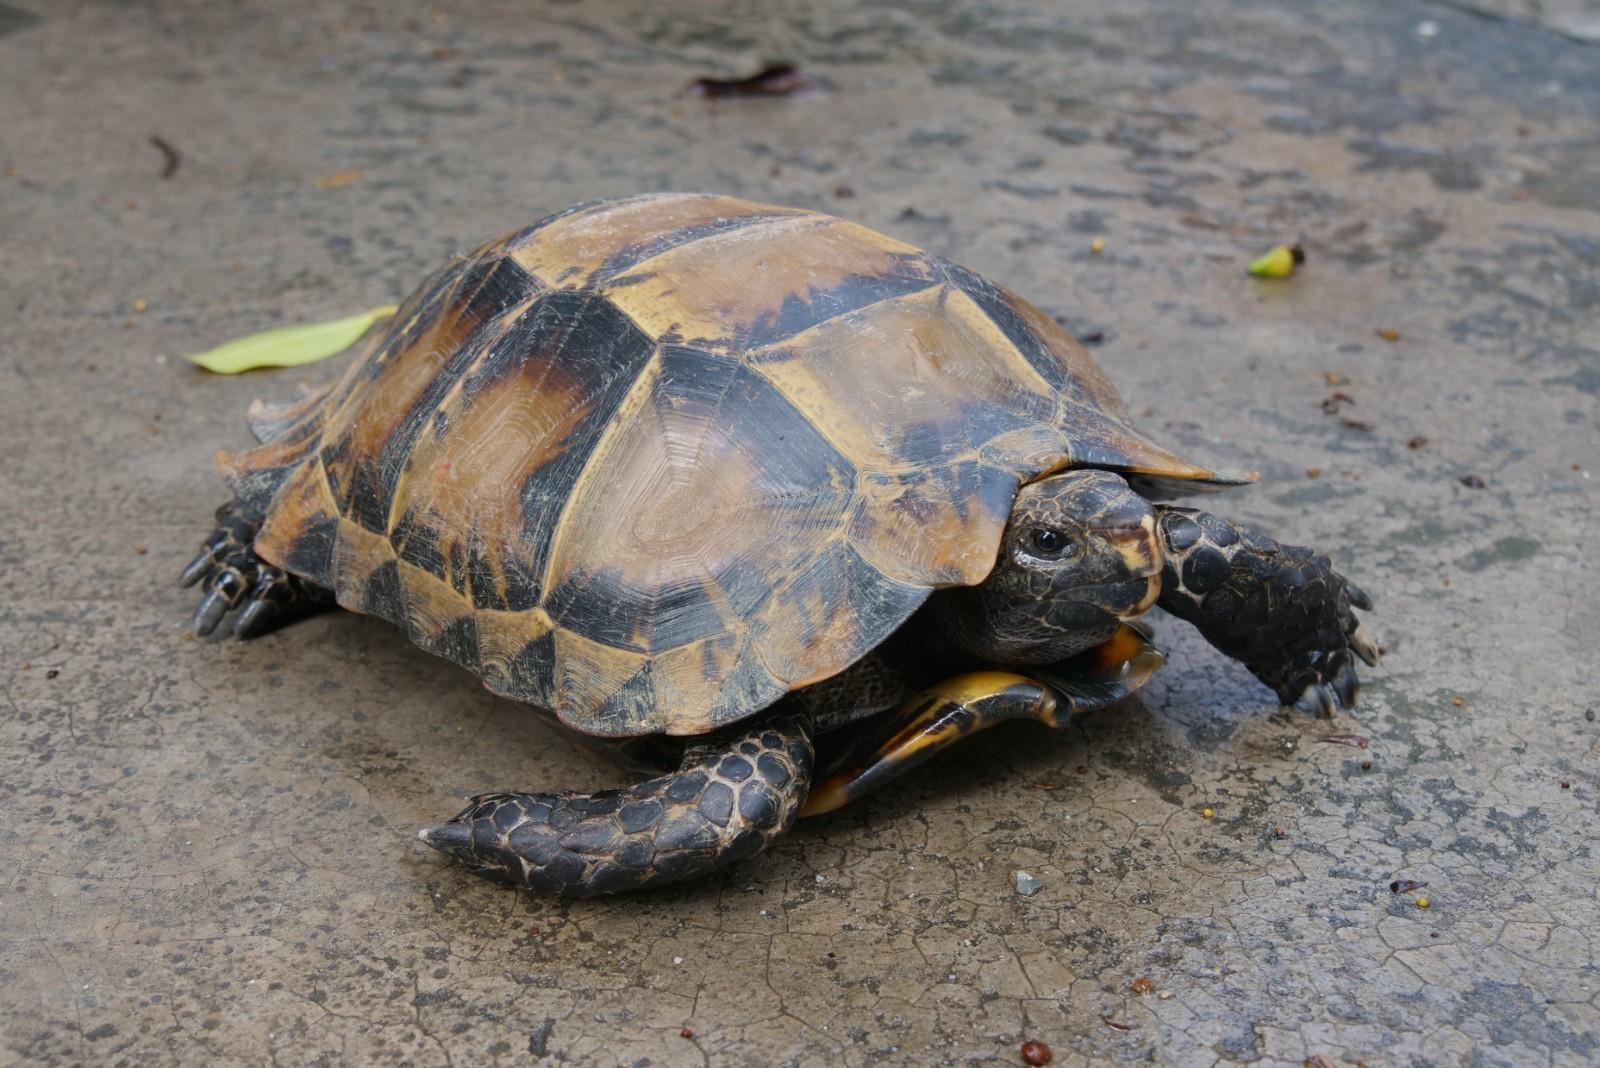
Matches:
[[1029, 528, 1074, 557]]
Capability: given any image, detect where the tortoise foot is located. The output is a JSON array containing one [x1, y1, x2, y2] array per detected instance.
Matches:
[[180, 500, 332, 639], [1155, 508, 1378, 714], [419, 714, 814, 897]]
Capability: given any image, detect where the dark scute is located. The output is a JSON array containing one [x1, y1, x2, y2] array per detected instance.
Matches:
[[499, 633, 556, 705], [1242, 527, 1280, 553], [590, 661, 657, 733], [697, 781, 735, 827], [539, 850, 587, 886], [464, 535, 505, 610], [740, 256, 940, 349], [655, 812, 719, 852], [1164, 514, 1203, 552], [1182, 547, 1232, 596], [663, 770, 708, 803], [337, 457, 391, 535], [583, 791, 624, 815], [456, 253, 540, 329], [938, 258, 1073, 394], [360, 560, 407, 626], [523, 798, 553, 823], [557, 820, 620, 855], [614, 836, 655, 869], [280, 513, 339, 588], [738, 741, 761, 757], [759, 541, 929, 680], [365, 266, 511, 533], [618, 799, 664, 833], [545, 565, 723, 654], [551, 347, 852, 656], [1197, 512, 1239, 547], [717, 755, 754, 782], [490, 800, 524, 834], [737, 781, 781, 829], [391, 508, 445, 578], [510, 292, 660, 602], [582, 862, 642, 895], [756, 753, 791, 788], [547, 805, 580, 831], [507, 824, 563, 865], [426, 615, 479, 668]]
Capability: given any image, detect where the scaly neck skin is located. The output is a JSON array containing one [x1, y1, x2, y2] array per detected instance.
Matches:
[[922, 469, 1163, 667]]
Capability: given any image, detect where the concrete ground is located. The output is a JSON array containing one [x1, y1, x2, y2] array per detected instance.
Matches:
[[2, 1, 1597, 1065]]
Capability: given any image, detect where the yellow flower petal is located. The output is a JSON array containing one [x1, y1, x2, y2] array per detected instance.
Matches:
[[184, 305, 397, 374]]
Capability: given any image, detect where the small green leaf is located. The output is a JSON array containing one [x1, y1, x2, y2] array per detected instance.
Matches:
[[185, 305, 399, 374]]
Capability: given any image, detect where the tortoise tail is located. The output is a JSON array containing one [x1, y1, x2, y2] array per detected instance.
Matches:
[[419, 714, 814, 897]]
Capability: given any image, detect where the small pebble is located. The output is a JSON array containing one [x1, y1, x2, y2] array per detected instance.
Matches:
[[1090, 237, 1105, 254], [1375, 328, 1399, 342], [1305, 467, 1322, 479], [45, 669, 60, 679], [1560, 781, 1569, 790], [1416, 896, 1431, 909], [1013, 870, 1043, 897], [1272, 826, 1288, 839], [679, 1028, 694, 1039], [1130, 976, 1155, 995], [1452, 695, 1465, 707], [1201, 807, 1215, 819], [133, 299, 149, 313], [1361, 759, 1372, 770], [1021, 1039, 1053, 1065]]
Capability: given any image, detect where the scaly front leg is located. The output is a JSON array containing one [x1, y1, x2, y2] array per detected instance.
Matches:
[[1154, 508, 1378, 715]]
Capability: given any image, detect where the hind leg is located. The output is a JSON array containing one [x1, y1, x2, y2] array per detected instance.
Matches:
[[179, 500, 332, 638]]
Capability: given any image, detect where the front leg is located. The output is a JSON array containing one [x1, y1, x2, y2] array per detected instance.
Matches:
[[1155, 508, 1378, 714]]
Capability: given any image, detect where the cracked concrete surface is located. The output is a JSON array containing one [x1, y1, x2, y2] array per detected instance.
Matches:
[[2, 0, 1597, 1064]]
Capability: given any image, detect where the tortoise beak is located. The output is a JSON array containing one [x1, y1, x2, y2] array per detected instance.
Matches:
[[1111, 514, 1164, 620]]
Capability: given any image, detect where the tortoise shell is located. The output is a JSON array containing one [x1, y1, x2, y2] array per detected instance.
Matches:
[[220, 194, 1240, 737]]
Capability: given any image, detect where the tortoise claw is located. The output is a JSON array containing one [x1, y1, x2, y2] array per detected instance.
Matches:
[[179, 545, 219, 588], [192, 588, 232, 637], [1351, 625, 1381, 668], [231, 598, 277, 640]]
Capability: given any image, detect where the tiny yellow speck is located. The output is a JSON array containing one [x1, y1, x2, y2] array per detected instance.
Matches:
[[133, 299, 148, 313], [1202, 807, 1215, 819], [1090, 237, 1105, 254], [1416, 896, 1430, 909]]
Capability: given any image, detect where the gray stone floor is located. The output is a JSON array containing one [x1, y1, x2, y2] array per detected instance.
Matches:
[[2, 1, 1597, 1065]]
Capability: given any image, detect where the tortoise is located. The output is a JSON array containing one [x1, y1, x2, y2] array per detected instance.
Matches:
[[181, 193, 1377, 897]]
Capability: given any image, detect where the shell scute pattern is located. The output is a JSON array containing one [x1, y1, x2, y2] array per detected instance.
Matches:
[[232, 194, 1227, 736]]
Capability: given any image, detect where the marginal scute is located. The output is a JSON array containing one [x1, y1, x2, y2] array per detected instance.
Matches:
[[229, 193, 1240, 737]]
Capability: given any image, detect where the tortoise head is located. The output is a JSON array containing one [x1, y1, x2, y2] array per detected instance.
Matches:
[[931, 469, 1162, 664]]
